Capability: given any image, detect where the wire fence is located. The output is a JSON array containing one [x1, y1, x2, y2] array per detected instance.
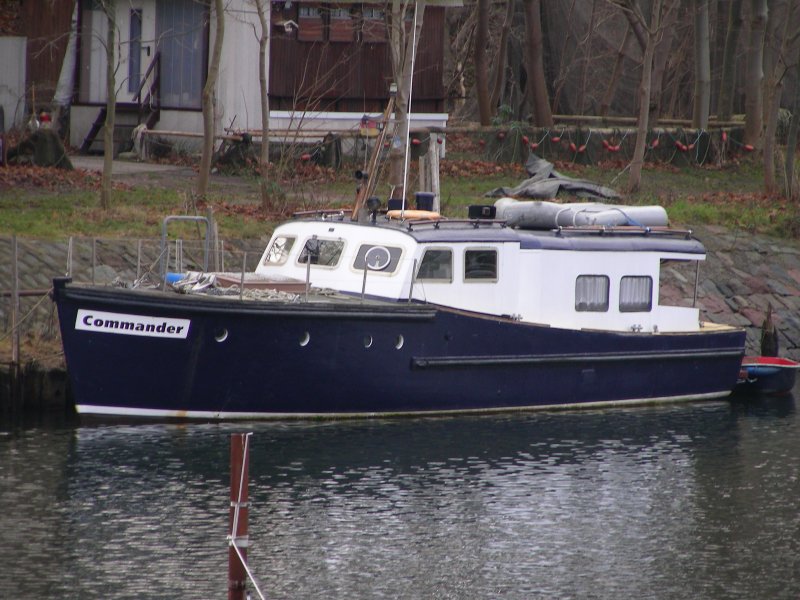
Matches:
[[0, 235, 266, 364]]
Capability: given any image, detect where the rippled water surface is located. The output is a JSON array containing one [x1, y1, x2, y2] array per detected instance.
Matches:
[[2, 395, 800, 599]]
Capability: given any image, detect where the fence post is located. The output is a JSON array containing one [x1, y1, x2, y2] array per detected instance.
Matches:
[[11, 234, 19, 366]]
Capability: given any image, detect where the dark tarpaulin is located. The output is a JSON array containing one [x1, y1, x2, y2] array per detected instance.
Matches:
[[485, 153, 619, 200]]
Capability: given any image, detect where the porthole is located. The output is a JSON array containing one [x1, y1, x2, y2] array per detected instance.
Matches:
[[299, 331, 311, 347], [214, 328, 228, 343], [363, 335, 373, 348], [395, 335, 404, 350]]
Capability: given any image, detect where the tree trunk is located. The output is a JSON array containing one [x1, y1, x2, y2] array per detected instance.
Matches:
[[629, 0, 663, 194], [576, 0, 598, 115], [489, 0, 515, 112], [648, 1, 677, 124], [100, 0, 116, 211], [692, 0, 711, 129], [600, 25, 632, 117], [784, 62, 800, 199], [197, 0, 225, 199], [743, 0, 767, 148], [550, 0, 577, 115], [388, 0, 427, 203], [255, 0, 272, 212], [620, 0, 675, 125], [717, 0, 743, 120], [474, 0, 492, 125], [523, 0, 553, 127], [762, 0, 793, 194]]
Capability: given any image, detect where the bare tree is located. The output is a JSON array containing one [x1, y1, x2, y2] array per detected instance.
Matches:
[[252, 0, 272, 211], [100, 0, 116, 211], [692, 0, 711, 128], [197, 0, 225, 199], [490, 0, 515, 112], [610, 0, 670, 193], [717, 0, 743, 120], [388, 0, 427, 203], [600, 24, 632, 117], [615, 0, 676, 124], [785, 59, 800, 199], [761, 0, 799, 194], [743, 0, 767, 147], [523, 0, 553, 127], [474, 0, 492, 124]]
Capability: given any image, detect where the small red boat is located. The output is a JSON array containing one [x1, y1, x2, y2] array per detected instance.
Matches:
[[735, 356, 800, 396]]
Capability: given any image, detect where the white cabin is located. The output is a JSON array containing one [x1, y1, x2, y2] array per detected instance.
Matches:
[[255, 218, 705, 334]]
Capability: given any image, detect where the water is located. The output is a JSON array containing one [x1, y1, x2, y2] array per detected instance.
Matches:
[[2, 395, 800, 599]]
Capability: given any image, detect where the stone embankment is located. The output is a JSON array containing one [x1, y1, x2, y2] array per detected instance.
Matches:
[[1, 226, 799, 421], [682, 225, 800, 360]]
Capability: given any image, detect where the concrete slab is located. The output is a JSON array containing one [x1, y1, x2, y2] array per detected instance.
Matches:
[[70, 155, 194, 176]]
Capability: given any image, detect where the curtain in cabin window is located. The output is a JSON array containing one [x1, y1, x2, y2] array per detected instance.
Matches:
[[156, 0, 207, 109], [575, 275, 609, 312], [619, 276, 653, 312]]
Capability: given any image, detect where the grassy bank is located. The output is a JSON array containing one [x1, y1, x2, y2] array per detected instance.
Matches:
[[1, 154, 797, 240]]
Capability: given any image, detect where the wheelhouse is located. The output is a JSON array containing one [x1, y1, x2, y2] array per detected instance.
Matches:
[[255, 218, 706, 334]]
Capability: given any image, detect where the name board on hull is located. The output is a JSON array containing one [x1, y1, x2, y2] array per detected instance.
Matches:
[[76, 309, 190, 339]]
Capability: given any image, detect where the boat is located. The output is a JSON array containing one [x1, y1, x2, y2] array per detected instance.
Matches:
[[734, 356, 800, 396], [51, 198, 747, 420]]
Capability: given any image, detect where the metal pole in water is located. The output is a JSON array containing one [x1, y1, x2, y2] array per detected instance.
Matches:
[[228, 433, 250, 600]]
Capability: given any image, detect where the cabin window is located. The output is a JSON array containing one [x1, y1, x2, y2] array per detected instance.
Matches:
[[464, 249, 498, 280], [361, 6, 386, 42], [416, 249, 452, 281], [298, 5, 324, 42], [575, 275, 609, 312], [619, 276, 653, 312], [353, 244, 402, 273], [298, 238, 344, 267], [263, 236, 296, 266]]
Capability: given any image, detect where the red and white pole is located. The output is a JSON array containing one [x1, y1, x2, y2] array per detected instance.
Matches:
[[228, 433, 250, 600]]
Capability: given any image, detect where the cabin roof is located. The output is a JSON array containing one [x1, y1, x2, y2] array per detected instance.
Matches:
[[393, 222, 706, 255]]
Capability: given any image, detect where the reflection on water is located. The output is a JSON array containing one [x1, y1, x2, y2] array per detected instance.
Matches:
[[2, 395, 799, 599]]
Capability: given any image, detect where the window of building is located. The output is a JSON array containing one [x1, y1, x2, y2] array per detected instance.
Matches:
[[128, 9, 143, 93], [619, 276, 653, 312], [464, 249, 498, 280], [361, 6, 386, 42], [263, 236, 296, 266], [416, 249, 452, 281], [156, 0, 207, 109], [575, 275, 610, 312], [353, 244, 402, 273], [298, 238, 344, 267], [298, 5, 324, 42], [329, 7, 354, 42]]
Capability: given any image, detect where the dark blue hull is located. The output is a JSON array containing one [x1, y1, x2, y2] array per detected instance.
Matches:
[[52, 278, 746, 420]]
